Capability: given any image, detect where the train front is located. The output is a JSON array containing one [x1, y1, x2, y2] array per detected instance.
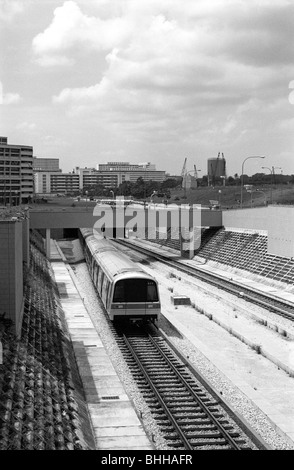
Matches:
[[110, 273, 160, 323]]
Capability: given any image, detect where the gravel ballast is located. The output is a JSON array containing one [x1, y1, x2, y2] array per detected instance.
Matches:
[[63, 238, 294, 450]]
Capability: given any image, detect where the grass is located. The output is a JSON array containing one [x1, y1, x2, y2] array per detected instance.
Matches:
[[166, 184, 294, 209], [9, 184, 294, 212]]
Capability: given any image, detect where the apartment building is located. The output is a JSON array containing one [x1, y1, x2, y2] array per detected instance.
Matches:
[[0, 136, 34, 204]]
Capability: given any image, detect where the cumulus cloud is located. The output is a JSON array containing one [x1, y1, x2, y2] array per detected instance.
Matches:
[[32, 1, 131, 66], [0, 81, 21, 104], [34, 0, 294, 146]]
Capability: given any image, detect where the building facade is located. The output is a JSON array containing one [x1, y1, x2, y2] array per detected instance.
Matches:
[[33, 157, 60, 173], [93, 162, 165, 188], [50, 173, 80, 194], [34, 160, 166, 194], [0, 136, 34, 204]]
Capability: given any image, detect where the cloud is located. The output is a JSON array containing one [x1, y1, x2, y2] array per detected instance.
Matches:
[[34, 0, 294, 149], [0, 81, 21, 104], [32, 1, 131, 66], [0, 0, 24, 22]]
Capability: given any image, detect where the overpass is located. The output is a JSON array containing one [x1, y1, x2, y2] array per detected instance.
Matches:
[[29, 203, 223, 258]]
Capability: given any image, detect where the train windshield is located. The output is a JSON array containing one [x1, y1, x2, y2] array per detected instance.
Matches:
[[113, 279, 159, 303]]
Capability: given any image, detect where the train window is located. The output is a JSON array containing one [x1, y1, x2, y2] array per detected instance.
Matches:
[[95, 264, 99, 284], [113, 280, 158, 302], [105, 280, 111, 308], [113, 282, 125, 302], [147, 281, 158, 301], [98, 270, 104, 294], [102, 277, 110, 304]]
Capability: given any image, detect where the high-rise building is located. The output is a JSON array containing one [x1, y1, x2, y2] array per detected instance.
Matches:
[[0, 136, 34, 204]]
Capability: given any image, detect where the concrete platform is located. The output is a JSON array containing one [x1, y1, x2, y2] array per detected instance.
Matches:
[[49, 240, 154, 451]]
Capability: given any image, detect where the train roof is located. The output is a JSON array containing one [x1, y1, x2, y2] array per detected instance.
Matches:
[[81, 228, 150, 281]]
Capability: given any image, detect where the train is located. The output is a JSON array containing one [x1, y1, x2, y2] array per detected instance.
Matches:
[[79, 228, 161, 322]]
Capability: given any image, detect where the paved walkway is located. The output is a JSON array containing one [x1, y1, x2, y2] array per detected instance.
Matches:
[[50, 240, 154, 451]]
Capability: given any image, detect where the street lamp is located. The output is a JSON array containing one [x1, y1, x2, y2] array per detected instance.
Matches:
[[261, 166, 273, 204], [85, 190, 88, 211], [240, 156, 265, 208], [262, 166, 282, 204], [150, 190, 157, 203]]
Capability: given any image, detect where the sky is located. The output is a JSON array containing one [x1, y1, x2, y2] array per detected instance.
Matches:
[[1, 0, 294, 177]]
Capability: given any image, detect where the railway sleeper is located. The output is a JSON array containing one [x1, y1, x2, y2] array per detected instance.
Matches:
[[149, 376, 183, 382], [166, 403, 217, 411], [148, 404, 163, 411], [160, 423, 221, 432], [166, 397, 217, 406], [166, 441, 186, 449], [161, 391, 193, 397], [186, 430, 240, 439], [153, 412, 169, 419], [173, 411, 224, 419], [178, 417, 230, 426], [152, 382, 184, 388], [189, 438, 230, 447]]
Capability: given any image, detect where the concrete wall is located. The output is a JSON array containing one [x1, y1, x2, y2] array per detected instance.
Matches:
[[29, 206, 223, 230], [223, 206, 294, 258], [0, 221, 24, 336], [267, 206, 294, 258], [222, 207, 269, 233]]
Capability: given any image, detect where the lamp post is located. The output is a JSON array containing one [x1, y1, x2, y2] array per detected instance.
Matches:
[[262, 166, 281, 204], [150, 190, 157, 203], [85, 190, 88, 211], [240, 156, 265, 208], [261, 166, 273, 204]]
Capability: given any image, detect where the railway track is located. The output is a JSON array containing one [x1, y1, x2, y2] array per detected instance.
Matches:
[[113, 239, 294, 322], [114, 324, 268, 450]]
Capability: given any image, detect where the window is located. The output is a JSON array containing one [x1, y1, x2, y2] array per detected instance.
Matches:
[[113, 279, 158, 302], [147, 282, 158, 301]]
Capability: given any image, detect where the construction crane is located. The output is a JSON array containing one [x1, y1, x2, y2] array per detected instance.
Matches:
[[181, 157, 187, 191], [181, 157, 187, 178]]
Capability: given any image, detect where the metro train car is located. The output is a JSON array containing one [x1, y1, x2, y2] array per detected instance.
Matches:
[[79, 228, 160, 322]]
